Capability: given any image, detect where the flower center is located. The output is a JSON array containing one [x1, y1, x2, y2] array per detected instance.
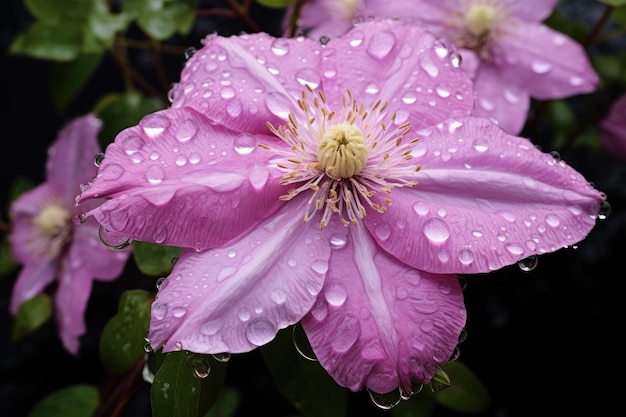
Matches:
[[464, 3, 497, 38], [317, 123, 369, 179], [263, 87, 421, 228], [30, 199, 72, 258], [450, 0, 509, 60]]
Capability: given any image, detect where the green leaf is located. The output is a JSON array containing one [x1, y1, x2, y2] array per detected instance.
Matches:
[[261, 325, 348, 417], [27, 384, 99, 417], [429, 365, 453, 392], [203, 386, 241, 417], [0, 241, 19, 278], [432, 361, 490, 413], [255, 0, 293, 9], [50, 53, 104, 112], [133, 241, 182, 276], [10, 0, 130, 61], [99, 289, 153, 373], [151, 351, 227, 417], [94, 92, 165, 146], [124, 0, 195, 40], [11, 293, 53, 342], [597, 0, 626, 6]]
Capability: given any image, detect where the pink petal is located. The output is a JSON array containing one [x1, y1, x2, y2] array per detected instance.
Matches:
[[504, 0, 559, 22], [471, 64, 530, 134], [149, 194, 344, 354], [319, 20, 474, 130], [365, 117, 604, 274], [600, 94, 626, 161], [55, 265, 93, 355], [170, 32, 323, 134], [302, 225, 465, 393], [77, 107, 286, 250], [10, 262, 56, 314], [496, 23, 599, 98], [46, 113, 102, 206]]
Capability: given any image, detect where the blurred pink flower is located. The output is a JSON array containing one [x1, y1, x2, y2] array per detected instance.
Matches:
[[286, 0, 599, 134], [9, 114, 131, 355], [600, 94, 626, 161], [77, 20, 603, 395]]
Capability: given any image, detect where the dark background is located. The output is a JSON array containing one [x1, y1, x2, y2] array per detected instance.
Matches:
[[1, 1, 623, 417]]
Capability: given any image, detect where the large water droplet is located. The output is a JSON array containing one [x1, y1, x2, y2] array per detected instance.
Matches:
[[367, 30, 396, 60], [295, 68, 321, 89], [368, 388, 401, 410], [423, 218, 450, 243], [246, 319, 276, 346], [292, 322, 317, 361], [265, 91, 291, 119], [234, 133, 256, 154], [190, 356, 210, 379]]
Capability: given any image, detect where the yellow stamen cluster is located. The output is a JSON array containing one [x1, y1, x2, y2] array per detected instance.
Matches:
[[262, 86, 421, 228], [30, 199, 72, 258]]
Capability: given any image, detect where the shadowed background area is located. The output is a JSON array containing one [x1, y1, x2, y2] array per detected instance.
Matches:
[[0, 1, 623, 417]]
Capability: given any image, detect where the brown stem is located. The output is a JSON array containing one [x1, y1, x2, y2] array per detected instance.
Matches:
[[93, 358, 146, 417], [582, 5, 615, 47], [225, 0, 260, 32]]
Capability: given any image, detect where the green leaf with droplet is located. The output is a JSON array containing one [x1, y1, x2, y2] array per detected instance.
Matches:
[[151, 352, 227, 417], [123, 0, 195, 40], [10, 0, 131, 61], [391, 389, 435, 417], [50, 53, 104, 113], [133, 241, 182, 277], [11, 293, 53, 342], [94, 92, 165, 147], [99, 289, 152, 373], [432, 361, 490, 413], [27, 384, 99, 417], [255, 0, 293, 9], [261, 325, 348, 417]]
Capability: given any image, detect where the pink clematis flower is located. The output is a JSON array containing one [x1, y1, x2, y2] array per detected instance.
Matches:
[[286, 0, 599, 135], [76, 20, 604, 395], [600, 93, 626, 161], [9, 114, 131, 355]]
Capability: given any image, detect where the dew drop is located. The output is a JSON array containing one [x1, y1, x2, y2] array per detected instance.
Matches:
[[367, 30, 396, 60], [146, 165, 165, 185], [450, 52, 462, 67], [517, 255, 538, 272], [295, 68, 321, 89], [246, 319, 276, 346], [458, 249, 474, 265], [531, 61, 551, 74], [175, 119, 198, 142], [99, 225, 131, 249], [190, 356, 210, 379], [234, 133, 256, 154], [368, 388, 401, 410], [94, 152, 105, 167], [265, 91, 291, 118], [270, 38, 289, 56], [420, 56, 439, 77], [152, 303, 168, 320], [212, 352, 231, 362], [329, 234, 347, 249], [423, 218, 450, 243], [598, 200, 611, 220], [324, 283, 347, 306], [374, 223, 391, 241], [292, 322, 318, 361]]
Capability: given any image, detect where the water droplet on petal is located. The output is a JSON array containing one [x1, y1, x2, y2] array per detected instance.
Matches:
[[94, 152, 105, 167], [295, 68, 321, 89], [234, 133, 256, 154], [423, 218, 450, 243], [265, 91, 291, 119], [212, 352, 231, 362], [518, 255, 538, 272], [271, 38, 289, 56], [367, 30, 396, 60], [246, 319, 276, 346], [368, 388, 401, 410]]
